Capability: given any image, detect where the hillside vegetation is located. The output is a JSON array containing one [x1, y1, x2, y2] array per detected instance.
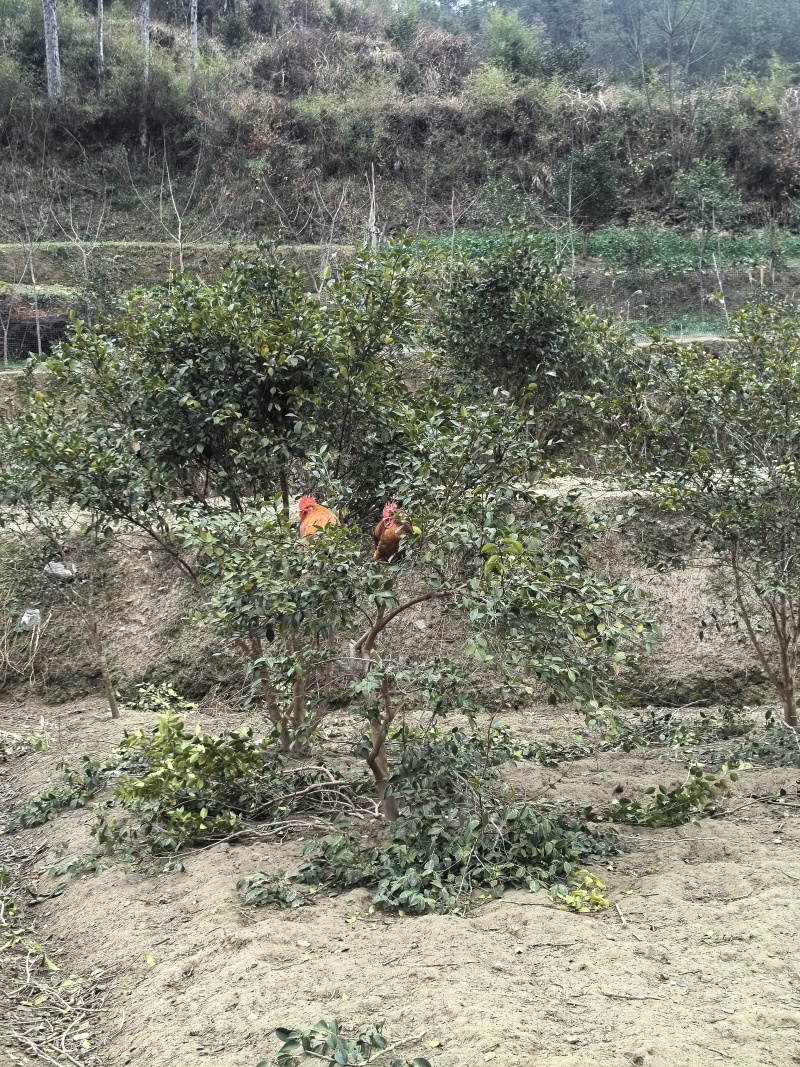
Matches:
[[4, 0, 800, 243]]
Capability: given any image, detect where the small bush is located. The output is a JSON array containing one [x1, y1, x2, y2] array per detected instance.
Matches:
[[257, 1019, 428, 1067], [218, 11, 249, 49], [552, 144, 622, 240], [249, 0, 287, 34], [590, 764, 737, 828], [436, 225, 624, 416], [296, 727, 617, 913], [482, 11, 543, 79], [724, 707, 800, 768], [237, 870, 310, 908], [397, 60, 423, 93], [674, 160, 742, 233], [464, 62, 514, 108], [90, 712, 370, 854], [6, 756, 115, 831], [95, 712, 279, 852]]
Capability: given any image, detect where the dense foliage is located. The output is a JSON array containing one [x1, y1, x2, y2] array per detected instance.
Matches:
[[0, 240, 420, 545], [614, 300, 800, 726], [0, 234, 658, 822], [435, 227, 625, 439], [4, 0, 800, 242], [179, 386, 652, 808], [297, 726, 618, 913]]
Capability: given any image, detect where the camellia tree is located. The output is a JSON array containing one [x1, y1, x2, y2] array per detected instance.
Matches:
[[615, 300, 800, 729], [0, 240, 422, 550], [435, 226, 625, 446], [185, 391, 653, 819], [180, 507, 365, 754], [0, 239, 425, 718]]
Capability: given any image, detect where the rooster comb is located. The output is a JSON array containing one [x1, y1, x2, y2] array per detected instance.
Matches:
[[298, 495, 317, 510], [383, 501, 400, 518]]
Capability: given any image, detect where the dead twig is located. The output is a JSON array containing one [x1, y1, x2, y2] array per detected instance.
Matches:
[[601, 990, 664, 1001]]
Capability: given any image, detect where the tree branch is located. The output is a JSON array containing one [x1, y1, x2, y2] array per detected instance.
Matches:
[[352, 590, 450, 656]]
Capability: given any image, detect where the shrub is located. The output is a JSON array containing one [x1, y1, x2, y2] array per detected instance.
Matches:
[[296, 726, 618, 913], [257, 1019, 428, 1067], [248, 0, 287, 34], [0, 240, 421, 547], [386, 6, 419, 53], [397, 60, 423, 93], [181, 388, 652, 810], [435, 225, 624, 417], [6, 757, 113, 832], [92, 711, 364, 854], [218, 11, 249, 49], [482, 11, 543, 79], [464, 62, 514, 108], [614, 299, 800, 728], [552, 143, 622, 244], [674, 160, 742, 233], [595, 764, 737, 827]]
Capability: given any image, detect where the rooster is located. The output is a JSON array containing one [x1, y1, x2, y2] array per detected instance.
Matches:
[[373, 501, 412, 561], [298, 496, 339, 539]]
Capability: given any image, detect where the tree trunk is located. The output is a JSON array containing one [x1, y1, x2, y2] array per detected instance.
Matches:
[[190, 0, 199, 73], [86, 614, 120, 719], [367, 716, 399, 822], [42, 0, 62, 104], [291, 676, 306, 731], [139, 0, 150, 151], [96, 0, 105, 98], [783, 684, 798, 730], [239, 636, 290, 745], [26, 248, 43, 360], [777, 600, 798, 729]]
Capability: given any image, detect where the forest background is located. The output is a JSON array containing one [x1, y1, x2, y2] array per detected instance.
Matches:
[[4, 0, 800, 255]]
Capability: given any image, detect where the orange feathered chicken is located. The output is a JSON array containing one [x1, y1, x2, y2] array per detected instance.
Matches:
[[373, 501, 412, 561], [298, 496, 339, 539]]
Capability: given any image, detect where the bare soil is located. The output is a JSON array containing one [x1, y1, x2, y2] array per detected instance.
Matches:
[[1, 697, 798, 1067]]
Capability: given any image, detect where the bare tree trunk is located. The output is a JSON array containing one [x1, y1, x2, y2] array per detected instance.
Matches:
[[26, 247, 43, 360], [42, 0, 62, 104], [139, 0, 150, 151], [238, 635, 291, 745], [781, 663, 798, 729], [86, 614, 120, 719], [96, 0, 105, 98], [1, 287, 19, 368], [367, 163, 378, 251], [291, 667, 306, 731], [637, 44, 651, 110], [367, 713, 399, 822], [190, 0, 199, 73], [777, 596, 798, 729]]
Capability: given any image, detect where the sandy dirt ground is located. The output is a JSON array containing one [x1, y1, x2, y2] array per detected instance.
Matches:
[[1, 697, 799, 1067]]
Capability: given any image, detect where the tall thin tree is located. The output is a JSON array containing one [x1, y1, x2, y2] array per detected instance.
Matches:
[[42, 0, 63, 104], [190, 0, 199, 72], [139, 0, 150, 150], [96, 0, 105, 98]]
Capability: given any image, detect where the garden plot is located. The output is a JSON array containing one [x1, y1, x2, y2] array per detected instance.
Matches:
[[1, 698, 798, 1067]]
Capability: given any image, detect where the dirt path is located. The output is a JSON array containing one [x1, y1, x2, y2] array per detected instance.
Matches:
[[1, 699, 798, 1067]]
